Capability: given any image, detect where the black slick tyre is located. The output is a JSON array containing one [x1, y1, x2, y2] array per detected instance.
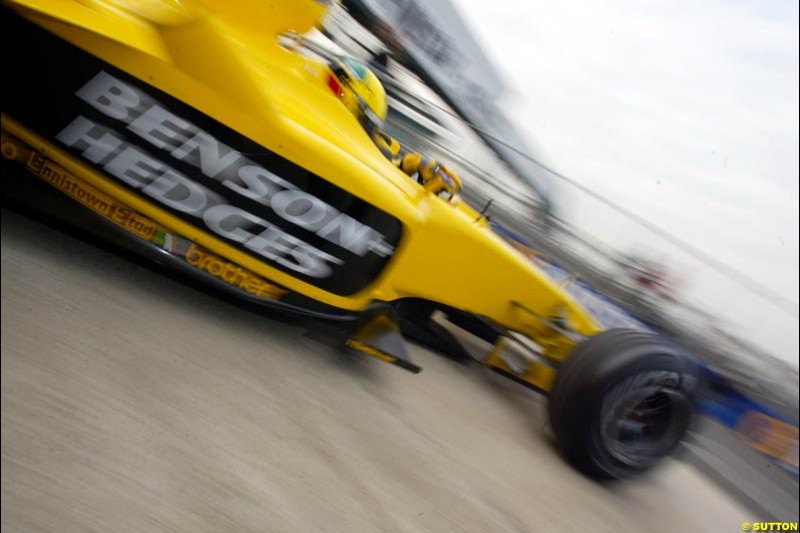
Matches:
[[548, 329, 696, 480]]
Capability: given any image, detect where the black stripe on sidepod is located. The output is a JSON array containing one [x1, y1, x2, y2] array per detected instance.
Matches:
[[2, 8, 403, 296]]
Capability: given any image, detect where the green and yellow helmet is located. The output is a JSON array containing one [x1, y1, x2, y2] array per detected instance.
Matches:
[[328, 57, 388, 136]]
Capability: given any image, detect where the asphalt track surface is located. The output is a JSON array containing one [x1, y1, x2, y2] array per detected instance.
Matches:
[[2, 209, 754, 532]]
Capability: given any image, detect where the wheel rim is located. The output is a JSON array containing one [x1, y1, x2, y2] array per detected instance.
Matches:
[[600, 370, 691, 469]]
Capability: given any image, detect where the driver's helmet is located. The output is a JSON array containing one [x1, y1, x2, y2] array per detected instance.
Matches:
[[328, 57, 388, 137]]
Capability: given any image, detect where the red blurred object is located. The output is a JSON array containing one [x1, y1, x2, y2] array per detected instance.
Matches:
[[327, 74, 343, 98], [634, 266, 673, 300]]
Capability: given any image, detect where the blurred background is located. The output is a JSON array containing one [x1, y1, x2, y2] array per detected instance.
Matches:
[[313, 0, 798, 519]]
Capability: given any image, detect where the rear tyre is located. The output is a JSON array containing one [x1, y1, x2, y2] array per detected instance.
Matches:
[[548, 329, 696, 480]]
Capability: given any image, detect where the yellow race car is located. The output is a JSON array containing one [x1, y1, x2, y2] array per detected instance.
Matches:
[[1, 0, 696, 479]]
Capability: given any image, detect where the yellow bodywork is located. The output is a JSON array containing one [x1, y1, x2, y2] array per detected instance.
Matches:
[[2, 0, 603, 374]]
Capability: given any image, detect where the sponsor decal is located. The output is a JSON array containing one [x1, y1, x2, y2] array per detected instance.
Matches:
[[183, 243, 286, 299], [3, 132, 158, 240], [25, 148, 158, 240], [737, 411, 799, 469], [3, 10, 402, 295], [2, 131, 287, 302], [56, 73, 392, 280]]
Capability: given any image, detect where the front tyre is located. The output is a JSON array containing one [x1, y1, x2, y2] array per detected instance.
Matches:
[[548, 329, 696, 480]]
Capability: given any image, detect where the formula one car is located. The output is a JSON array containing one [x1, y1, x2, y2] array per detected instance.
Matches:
[[1, 0, 696, 479]]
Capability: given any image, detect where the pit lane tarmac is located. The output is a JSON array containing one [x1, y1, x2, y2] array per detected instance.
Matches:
[[1, 208, 754, 532]]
